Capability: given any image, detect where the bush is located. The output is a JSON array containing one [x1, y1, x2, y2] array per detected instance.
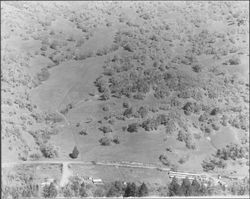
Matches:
[[177, 131, 196, 149], [113, 135, 120, 144], [99, 126, 112, 134], [192, 64, 202, 73], [183, 102, 200, 115], [216, 144, 247, 160], [70, 146, 79, 159], [124, 182, 137, 197], [79, 129, 87, 135], [165, 120, 177, 135], [178, 155, 189, 164], [142, 118, 159, 131], [107, 181, 125, 197], [94, 187, 106, 197], [79, 182, 87, 197], [74, 51, 94, 60], [99, 137, 112, 146], [29, 153, 42, 160], [69, 176, 82, 196], [202, 157, 226, 172], [198, 113, 208, 122], [62, 184, 74, 197], [103, 68, 115, 76], [204, 125, 212, 134], [45, 112, 64, 124], [137, 106, 148, 118], [60, 103, 73, 115], [43, 183, 57, 198], [159, 154, 171, 166], [138, 183, 149, 197], [220, 115, 228, 126], [37, 68, 50, 82], [123, 101, 130, 108], [211, 122, 220, 131], [156, 114, 168, 125], [123, 43, 135, 52], [154, 88, 170, 99], [168, 177, 182, 196], [178, 90, 192, 99], [101, 89, 111, 100], [123, 107, 134, 118], [21, 184, 39, 197], [133, 93, 145, 100], [171, 98, 181, 107], [50, 40, 59, 50], [168, 177, 209, 196], [185, 137, 196, 150], [177, 130, 187, 142], [102, 105, 109, 111], [229, 57, 241, 65], [180, 177, 192, 196], [40, 144, 58, 158], [210, 107, 220, 116], [127, 123, 139, 133]]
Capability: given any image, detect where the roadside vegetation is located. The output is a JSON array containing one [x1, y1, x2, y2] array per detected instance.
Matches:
[[2, 172, 248, 198]]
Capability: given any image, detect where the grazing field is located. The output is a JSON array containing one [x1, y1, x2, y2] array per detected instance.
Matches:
[[72, 164, 171, 185]]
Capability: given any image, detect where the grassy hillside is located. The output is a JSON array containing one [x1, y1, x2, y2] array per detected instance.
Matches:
[[1, 1, 249, 198]]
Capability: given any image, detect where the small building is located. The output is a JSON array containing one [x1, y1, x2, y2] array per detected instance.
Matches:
[[92, 178, 103, 185], [41, 178, 54, 188], [169, 174, 195, 180], [41, 182, 50, 187]]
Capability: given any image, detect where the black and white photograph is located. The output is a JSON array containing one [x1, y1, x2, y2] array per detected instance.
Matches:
[[1, 1, 249, 198]]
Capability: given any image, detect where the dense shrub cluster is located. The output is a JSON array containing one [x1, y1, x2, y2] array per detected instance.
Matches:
[[127, 123, 139, 133], [43, 182, 57, 198], [106, 181, 126, 197], [95, 76, 109, 93], [106, 180, 148, 197], [215, 143, 248, 160], [40, 144, 58, 158], [168, 177, 208, 196], [74, 51, 94, 60], [99, 126, 113, 134], [2, 183, 40, 198], [177, 130, 196, 149], [141, 114, 168, 131], [192, 64, 202, 72], [123, 107, 134, 118], [202, 157, 227, 172], [99, 136, 112, 146], [100, 89, 111, 100], [228, 56, 241, 65], [100, 53, 203, 100], [99, 136, 120, 145], [229, 113, 249, 131], [183, 102, 201, 115], [79, 129, 87, 135], [165, 119, 177, 135], [137, 106, 148, 118]]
